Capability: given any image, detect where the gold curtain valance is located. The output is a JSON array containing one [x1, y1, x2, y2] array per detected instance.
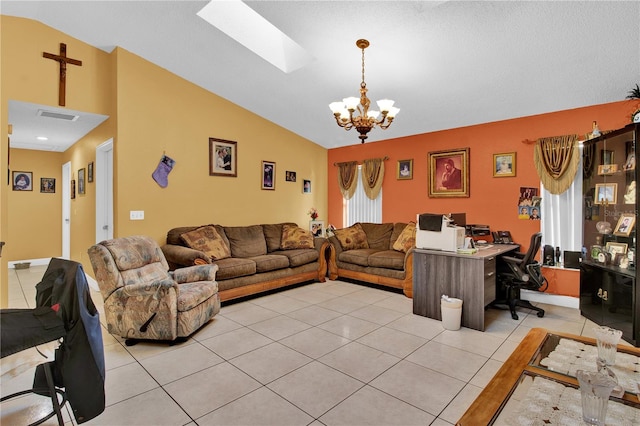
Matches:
[[336, 161, 358, 200], [362, 157, 385, 200], [533, 134, 579, 194]]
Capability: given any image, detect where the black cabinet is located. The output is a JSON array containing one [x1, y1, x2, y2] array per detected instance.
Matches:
[[580, 123, 638, 346]]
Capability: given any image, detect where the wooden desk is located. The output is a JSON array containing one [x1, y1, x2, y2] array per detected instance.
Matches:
[[457, 328, 640, 425], [412, 244, 519, 331]]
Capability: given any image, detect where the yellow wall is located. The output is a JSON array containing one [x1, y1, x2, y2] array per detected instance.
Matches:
[[1, 16, 327, 306]]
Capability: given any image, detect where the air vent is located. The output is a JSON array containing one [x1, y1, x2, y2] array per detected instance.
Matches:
[[37, 109, 80, 121]]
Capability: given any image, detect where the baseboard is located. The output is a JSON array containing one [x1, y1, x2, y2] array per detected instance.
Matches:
[[8, 257, 51, 268], [520, 289, 579, 309]]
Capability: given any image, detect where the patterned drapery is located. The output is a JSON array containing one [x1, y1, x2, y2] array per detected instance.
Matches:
[[336, 161, 358, 200], [362, 157, 385, 200], [533, 134, 579, 194]]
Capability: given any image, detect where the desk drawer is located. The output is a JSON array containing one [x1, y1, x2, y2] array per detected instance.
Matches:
[[484, 258, 497, 306]]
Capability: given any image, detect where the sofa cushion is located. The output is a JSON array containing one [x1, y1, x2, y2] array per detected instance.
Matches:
[[338, 249, 379, 267], [392, 222, 416, 253], [224, 225, 267, 258], [176, 281, 219, 312], [180, 226, 231, 260], [262, 222, 296, 252], [334, 223, 369, 251], [281, 224, 315, 250], [249, 254, 290, 273], [271, 249, 319, 267], [212, 257, 256, 280], [389, 222, 409, 250], [368, 250, 406, 270], [359, 223, 394, 250]]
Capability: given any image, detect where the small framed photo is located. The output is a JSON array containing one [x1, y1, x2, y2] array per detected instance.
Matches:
[[209, 138, 238, 177], [601, 149, 614, 165], [597, 164, 618, 175], [397, 159, 413, 180], [594, 183, 617, 204], [428, 148, 470, 198], [493, 152, 516, 177], [88, 161, 94, 182], [623, 152, 636, 171], [40, 177, 56, 193], [78, 168, 86, 195], [605, 241, 628, 255], [303, 179, 311, 193], [613, 213, 635, 237], [12, 171, 33, 191], [286, 171, 297, 182], [71, 179, 76, 199], [262, 160, 275, 190], [310, 220, 325, 237]]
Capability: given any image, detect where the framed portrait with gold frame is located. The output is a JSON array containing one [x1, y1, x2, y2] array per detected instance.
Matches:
[[613, 213, 635, 237], [493, 152, 516, 177], [594, 183, 617, 205], [428, 148, 470, 198], [397, 159, 413, 180]]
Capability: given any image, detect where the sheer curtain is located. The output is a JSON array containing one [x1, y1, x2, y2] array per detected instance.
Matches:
[[540, 145, 583, 252], [345, 165, 382, 226]]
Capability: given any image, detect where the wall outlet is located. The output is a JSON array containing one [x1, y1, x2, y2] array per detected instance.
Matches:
[[129, 210, 144, 220]]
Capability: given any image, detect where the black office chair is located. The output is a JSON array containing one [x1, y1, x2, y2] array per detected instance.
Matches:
[[493, 232, 548, 320], [1, 258, 105, 425]]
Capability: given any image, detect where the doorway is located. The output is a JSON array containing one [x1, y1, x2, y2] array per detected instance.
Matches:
[[95, 139, 114, 243]]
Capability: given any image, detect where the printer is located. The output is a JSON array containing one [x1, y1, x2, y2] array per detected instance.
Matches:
[[416, 213, 466, 252]]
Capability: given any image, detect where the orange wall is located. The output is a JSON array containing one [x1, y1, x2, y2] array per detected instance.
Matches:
[[328, 100, 634, 297]]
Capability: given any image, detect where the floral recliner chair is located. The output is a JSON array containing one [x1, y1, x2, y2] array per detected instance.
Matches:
[[88, 235, 220, 344]]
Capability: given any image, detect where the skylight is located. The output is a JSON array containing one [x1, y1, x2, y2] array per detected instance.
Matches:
[[197, 0, 313, 73]]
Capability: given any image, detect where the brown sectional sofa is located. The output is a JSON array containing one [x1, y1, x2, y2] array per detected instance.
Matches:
[[326, 222, 415, 298], [161, 223, 329, 302]]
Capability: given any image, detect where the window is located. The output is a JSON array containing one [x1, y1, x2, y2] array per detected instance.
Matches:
[[344, 165, 382, 226], [540, 145, 583, 252]]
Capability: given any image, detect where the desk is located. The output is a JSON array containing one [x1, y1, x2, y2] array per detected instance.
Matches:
[[457, 328, 640, 425], [412, 244, 518, 331]]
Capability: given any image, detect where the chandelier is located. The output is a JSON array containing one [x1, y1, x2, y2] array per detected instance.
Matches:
[[329, 39, 399, 143]]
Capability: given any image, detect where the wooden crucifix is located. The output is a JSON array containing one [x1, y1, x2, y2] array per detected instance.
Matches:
[[43, 43, 82, 106]]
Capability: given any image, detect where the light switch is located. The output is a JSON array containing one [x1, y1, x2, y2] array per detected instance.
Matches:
[[129, 210, 144, 220]]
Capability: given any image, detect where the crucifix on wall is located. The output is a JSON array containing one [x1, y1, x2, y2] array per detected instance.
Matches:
[[43, 43, 82, 106]]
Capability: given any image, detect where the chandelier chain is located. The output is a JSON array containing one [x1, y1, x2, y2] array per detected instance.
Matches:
[[361, 46, 366, 89]]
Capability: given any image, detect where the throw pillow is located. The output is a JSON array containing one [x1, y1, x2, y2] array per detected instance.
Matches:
[[392, 222, 416, 253], [180, 226, 231, 260], [280, 224, 315, 250], [334, 223, 369, 251]]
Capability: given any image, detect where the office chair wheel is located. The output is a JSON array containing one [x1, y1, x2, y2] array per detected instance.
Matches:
[[537, 311, 545, 318]]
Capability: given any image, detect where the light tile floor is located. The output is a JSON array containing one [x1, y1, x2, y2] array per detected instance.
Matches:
[[1, 265, 608, 426]]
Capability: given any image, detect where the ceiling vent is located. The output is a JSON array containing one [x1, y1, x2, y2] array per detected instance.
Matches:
[[37, 109, 80, 121]]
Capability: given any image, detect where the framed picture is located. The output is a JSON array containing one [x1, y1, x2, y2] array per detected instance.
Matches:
[[597, 164, 618, 175], [262, 160, 275, 190], [209, 138, 238, 177], [428, 148, 470, 198], [286, 171, 297, 182], [303, 179, 311, 193], [310, 220, 325, 237], [594, 183, 617, 204], [12, 171, 33, 191], [600, 149, 614, 165], [613, 213, 635, 237], [88, 161, 94, 182], [493, 152, 516, 177], [40, 177, 56, 193], [78, 168, 86, 195], [605, 241, 628, 255], [71, 179, 76, 199], [623, 152, 636, 171], [397, 159, 413, 180]]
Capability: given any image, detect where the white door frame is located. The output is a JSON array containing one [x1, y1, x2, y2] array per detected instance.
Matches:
[[62, 162, 71, 259], [95, 139, 114, 242]]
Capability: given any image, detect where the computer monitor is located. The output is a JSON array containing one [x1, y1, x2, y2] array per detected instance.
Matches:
[[450, 213, 466, 227]]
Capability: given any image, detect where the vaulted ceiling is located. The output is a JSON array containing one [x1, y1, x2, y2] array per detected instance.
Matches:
[[4, 1, 639, 151]]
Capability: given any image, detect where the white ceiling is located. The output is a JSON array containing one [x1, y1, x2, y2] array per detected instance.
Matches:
[[3, 1, 639, 151]]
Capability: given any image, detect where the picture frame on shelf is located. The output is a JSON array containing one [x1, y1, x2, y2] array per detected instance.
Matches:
[[310, 220, 324, 237], [623, 152, 636, 171], [397, 159, 413, 180], [493, 152, 516, 177], [261, 160, 275, 190], [40, 177, 55, 193], [209, 138, 238, 177], [597, 164, 618, 175], [600, 149, 614, 165], [428, 147, 470, 198], [605, 241, 628, 255], [12, 171, 32, 191], [613, 213, 635, 237], [594, 183, 617, 205]]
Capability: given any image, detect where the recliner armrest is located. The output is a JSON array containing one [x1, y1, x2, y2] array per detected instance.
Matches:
[[171, 264, 219, 284]]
